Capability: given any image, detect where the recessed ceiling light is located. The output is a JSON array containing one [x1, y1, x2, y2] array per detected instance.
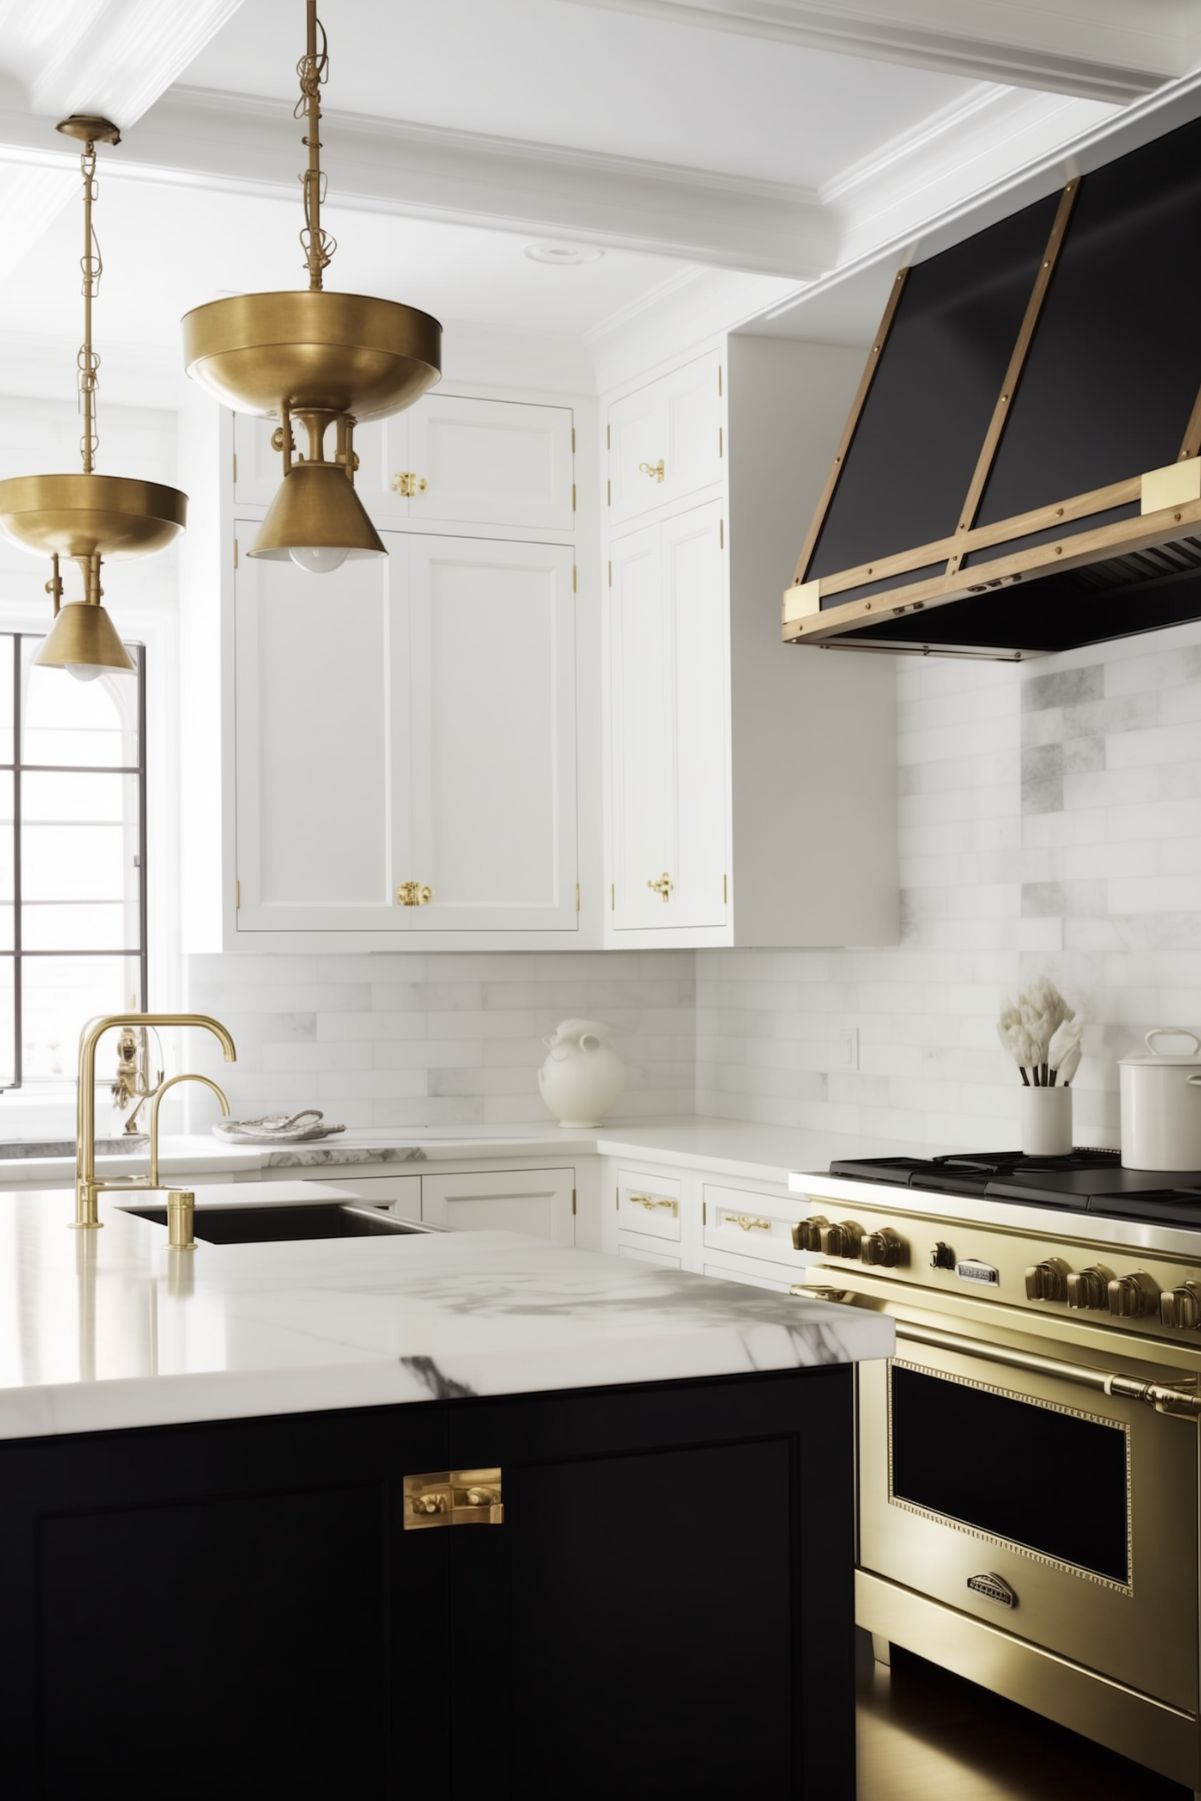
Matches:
[[524, 241, 605, 267]]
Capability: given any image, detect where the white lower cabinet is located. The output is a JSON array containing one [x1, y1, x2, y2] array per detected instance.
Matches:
[[234, 527, 578, 936], [618, 1243, 682, 1269], [420, 1167, 576, 1244], [602, 1158, 810, 1293], [321, 1175, 423, 1214]]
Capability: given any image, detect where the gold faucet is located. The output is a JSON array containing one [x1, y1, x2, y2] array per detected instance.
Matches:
[[74, 1014, 237, 1230]]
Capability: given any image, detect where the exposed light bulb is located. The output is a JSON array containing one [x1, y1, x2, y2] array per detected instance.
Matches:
[[66, 664, 105, 683], [289, 545, 349, 575]]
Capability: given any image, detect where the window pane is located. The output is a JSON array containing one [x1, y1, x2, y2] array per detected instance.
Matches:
[[0, 770, 12, 900], [21, 640, 140, 767], [21, 774, 141, 940], [22, 955, 141, 1081], [0, 641, 13, 764], [0, 957, 13, 1085]]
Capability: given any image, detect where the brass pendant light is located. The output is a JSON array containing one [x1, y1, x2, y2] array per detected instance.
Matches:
[[182, 2, 442, 572], [0, 117, 187, 679]]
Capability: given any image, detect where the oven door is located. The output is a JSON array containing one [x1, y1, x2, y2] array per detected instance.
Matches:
[[855, 1310, 1199, 1712]]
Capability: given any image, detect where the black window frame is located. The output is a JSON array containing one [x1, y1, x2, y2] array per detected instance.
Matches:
[[1, 631, 148, 1090]]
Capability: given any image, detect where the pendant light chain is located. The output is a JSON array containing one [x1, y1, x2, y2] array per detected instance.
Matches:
[[296, 2, 335, 291], [77, 140, 102, 475]]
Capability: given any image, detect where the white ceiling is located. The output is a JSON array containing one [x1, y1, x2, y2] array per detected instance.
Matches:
[[180, 0, 977, 191]]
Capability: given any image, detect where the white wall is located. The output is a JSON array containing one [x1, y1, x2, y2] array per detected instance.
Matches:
[[697, 617, 1201, 1150]]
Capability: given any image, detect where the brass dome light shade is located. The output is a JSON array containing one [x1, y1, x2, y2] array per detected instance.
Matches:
[[0, 115, 187, 678], [180, 2, 441, 573]]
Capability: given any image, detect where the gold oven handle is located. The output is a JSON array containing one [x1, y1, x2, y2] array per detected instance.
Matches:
[[791, 1284, 1201, 1421]]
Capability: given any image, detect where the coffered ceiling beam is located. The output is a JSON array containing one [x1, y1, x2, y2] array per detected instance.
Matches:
[[564, 0, 1188, 103], [0, 89, 836, 280]]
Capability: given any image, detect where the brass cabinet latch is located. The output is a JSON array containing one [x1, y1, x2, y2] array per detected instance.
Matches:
[[638, 458, 665, 482], [647, 872, 673, 902], [403, 1469, 504, 1531], [392, 471, 428, 498], [396, 881, 434, 906]]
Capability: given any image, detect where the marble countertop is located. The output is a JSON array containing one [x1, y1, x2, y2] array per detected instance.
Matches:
[[0, 1181, 894, 1441], [0, 1118, 921, 1189]]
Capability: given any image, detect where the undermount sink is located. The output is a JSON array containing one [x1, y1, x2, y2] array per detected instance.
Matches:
[[0, 1136, 147, 1160], [122, 1200, 433, 1246]]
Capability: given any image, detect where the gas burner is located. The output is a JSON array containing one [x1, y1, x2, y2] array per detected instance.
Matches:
[[827, 1148, 1201, 1225]]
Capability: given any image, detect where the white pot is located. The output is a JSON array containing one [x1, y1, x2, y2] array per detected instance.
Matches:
[[1021, 1086, 1073, 1158], [537, 1018, 625, 1128], [1119, 1027, 1201, 1171]]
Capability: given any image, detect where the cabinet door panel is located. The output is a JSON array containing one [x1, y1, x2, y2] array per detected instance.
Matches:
[[405, 536, 578, 932], [609, 524, 674, 928], [665, 504, 728, 927], [406, 396, 574, 532], [421, 1167, 575, 1243], [234, 531, 412, 931], [607, 350, 723, 526]]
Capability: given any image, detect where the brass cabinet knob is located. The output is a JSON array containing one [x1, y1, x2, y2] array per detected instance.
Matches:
[[861, 1227, 904, 1268], [1107, 1271, 1159, 1319], [392, 471, 428, 497], [396, 881, 434, 906], [1160, 1283, 1201, 1330], [638, 458, 666, 482], [819, 1220, 863, 1259], [646, 872, 674, 902], [1066, 1265, 1114, 1311], [792, 1216, 826, 1253], [1025, 1256, 1071, 1302]]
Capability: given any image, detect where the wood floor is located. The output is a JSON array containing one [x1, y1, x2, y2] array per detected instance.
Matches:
[[856, 1639, 1192, 1801]]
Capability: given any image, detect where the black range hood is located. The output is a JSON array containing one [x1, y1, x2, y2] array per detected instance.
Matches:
[[783, 110, 1201, 659]]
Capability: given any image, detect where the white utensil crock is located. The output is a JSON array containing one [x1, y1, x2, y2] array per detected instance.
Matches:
[[1119, 1027, 1201, 1171], [537, 1018, 625, 1128], [1021, 1086, 1073, 1157]]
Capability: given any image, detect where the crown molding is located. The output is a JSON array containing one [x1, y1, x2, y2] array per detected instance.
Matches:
[[562, 0, 1184, 103]]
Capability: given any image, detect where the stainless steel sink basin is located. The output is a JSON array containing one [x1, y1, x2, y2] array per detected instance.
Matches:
[[122, 1201, 434, 1245], [0, 1136, 147, 1160]]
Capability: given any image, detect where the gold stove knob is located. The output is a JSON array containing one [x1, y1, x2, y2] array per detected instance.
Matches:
[[1160, 1283, 1201, 1330], [818, 1220, 863, 1260], [791, 1217, 827, 1253], [861, 1227, 904, 1268], [1025, 1257, 1071, 1303], [1107, 1271, 1159, 1319], [1066, 1265, 1113, 1311]]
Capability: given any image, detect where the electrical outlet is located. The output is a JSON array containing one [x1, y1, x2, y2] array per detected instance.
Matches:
[[831, 1028, 860, 1071]]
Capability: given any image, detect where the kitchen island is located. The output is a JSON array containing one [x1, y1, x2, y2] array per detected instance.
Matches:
[[0, 1183, 892, 1800]]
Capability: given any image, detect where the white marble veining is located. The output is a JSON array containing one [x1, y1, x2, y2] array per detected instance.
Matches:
[[0, 1182, 892, 1442]]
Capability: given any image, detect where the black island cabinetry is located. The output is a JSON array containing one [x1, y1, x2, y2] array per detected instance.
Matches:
[[1, 1365, 853, 1800]]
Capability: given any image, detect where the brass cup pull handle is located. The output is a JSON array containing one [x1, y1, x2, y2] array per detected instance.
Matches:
[[628, 1193, 679, 1216], [396, 881, 434, 906], [647, 872, 673, 902], [638, 458, 666, 483], [392, 471, 428, 498], [726, 1212, 771, 1233]]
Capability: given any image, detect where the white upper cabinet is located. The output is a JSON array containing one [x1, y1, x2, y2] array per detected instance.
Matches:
[[234, 528, 579, 937], [234, 394, 575, 536], [607, 349, 724, 528], [609, 503, 728, 933]]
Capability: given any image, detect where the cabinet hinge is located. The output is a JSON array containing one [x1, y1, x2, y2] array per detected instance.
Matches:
[[719, 518, 725, 550], [572, 564, 578, 593], [610, 882, 616, 911], [575, 882, 581, 912], [606, 478, 611, 506], [572, 1187, 578, 1217], [606, 424, 611, 450], [232, 451, 238, 484], [702, 1200, 708, 1225], [717, 364, 723, 397], [571, 425, 576, 453], [723, 872, 729, 905], [607, 559, 612, 588], [718, 425, 724, 457], [233, 537, 239, 568], [615, 1188, 619, 1211], [571, 482, 577, 513], [235, 878, 241, 910]]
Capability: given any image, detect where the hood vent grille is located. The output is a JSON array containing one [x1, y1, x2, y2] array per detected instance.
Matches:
[[784, 111, 1201, 659]]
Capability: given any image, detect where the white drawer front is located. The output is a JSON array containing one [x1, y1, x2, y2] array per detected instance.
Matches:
[[702, 1259, 793, 1294], [615, 1168, 682, 1242], [618, 1239, 682, 1269], [702, 1183, 804, 1269], [421, 1166, 575, 1245]]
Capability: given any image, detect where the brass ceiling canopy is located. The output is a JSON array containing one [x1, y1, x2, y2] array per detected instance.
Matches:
[[181, 0, 442, 572], [0, 116, 187, 679]]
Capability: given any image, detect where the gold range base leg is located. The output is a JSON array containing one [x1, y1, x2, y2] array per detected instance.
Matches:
[[871, 1633, 892, 1668]]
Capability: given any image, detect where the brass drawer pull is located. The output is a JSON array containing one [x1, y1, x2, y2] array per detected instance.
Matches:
[[404, 1468, 504, 1530], [639, 458, 665, 482], [628, 1193, 679, 1216], [396, 881, 434, 906], [725, 1212, 772, 1233], [647, 872, 673, 902], [392, 470, 428, 497]]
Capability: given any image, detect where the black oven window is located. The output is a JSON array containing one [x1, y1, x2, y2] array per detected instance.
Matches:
[[891, 1365, 1129, 1584]]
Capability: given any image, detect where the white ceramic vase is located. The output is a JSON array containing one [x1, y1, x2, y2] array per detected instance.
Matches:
[[537, 1019, 625, 1128], [1021, 1085, 1072, 1158]]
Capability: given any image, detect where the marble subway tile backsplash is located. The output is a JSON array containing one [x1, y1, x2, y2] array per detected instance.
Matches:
[[186, 952, 696, 1128]]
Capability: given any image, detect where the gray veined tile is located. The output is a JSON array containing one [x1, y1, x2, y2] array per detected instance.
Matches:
[[1021, 664, 1103, 713]]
